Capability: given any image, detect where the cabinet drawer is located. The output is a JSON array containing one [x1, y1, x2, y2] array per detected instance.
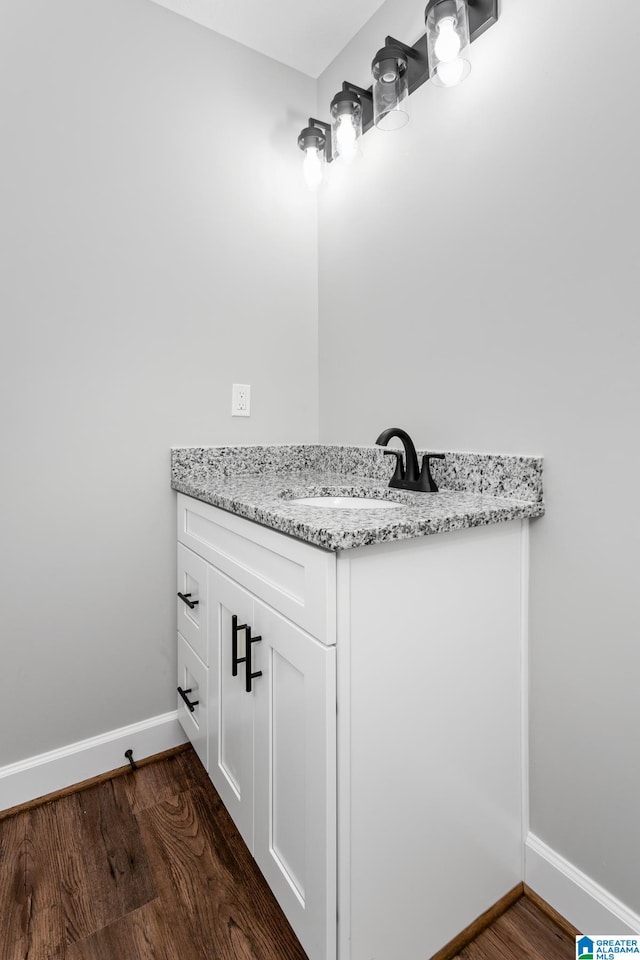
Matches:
[[177, 494, 336, 645], [177, 632, 208, 771], [177, 543, 209, 664]]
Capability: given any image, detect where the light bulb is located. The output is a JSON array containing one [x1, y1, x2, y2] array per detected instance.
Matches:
[[434, 16, 461, 62], [426, 1, 472, 87], [437, 58, 465, 86], [336, 115, 358, 163], [336, 115, 356, 150], [303, 145, 323, 191]]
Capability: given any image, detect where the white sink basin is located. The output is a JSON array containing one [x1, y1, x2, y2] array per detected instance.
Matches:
[[289, 496, 400, 509]]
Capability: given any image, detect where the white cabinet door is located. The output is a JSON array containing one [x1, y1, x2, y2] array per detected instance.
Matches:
[[252, 600, 337, 960], [208, 568, 255, 850]]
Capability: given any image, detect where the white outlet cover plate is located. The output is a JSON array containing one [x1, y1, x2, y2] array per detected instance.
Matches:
[[232, 383, 251, 417]]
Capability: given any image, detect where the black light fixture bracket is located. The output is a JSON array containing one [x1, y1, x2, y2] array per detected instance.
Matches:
[[297, 117, 333, 163], [342, 82, 373, 101]]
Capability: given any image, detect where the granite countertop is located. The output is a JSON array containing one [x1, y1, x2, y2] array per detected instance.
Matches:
[[170, 444, 544, 551]]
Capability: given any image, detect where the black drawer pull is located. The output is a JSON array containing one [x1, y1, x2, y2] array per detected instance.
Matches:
[[177, 686, 199, 712], [177, 591, 199, 610], [245, 627, 263, 693], [232, 614, 248, 677]]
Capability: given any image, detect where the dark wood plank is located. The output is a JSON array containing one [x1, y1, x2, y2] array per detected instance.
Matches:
[[190, 782, 308, 955], [67, 899, 176, 960], [457, 927, 518, 960], [18, 776, 157, 951], [177, 745, 214, 792], [21, 800, 68, 957], [496, 898, 575, 960], [136, 787, 237, 958], [48, 791, 106, 945], [0, 811, 29, 958], [73, 777, 156, 926], [137, 784, 308, 960]]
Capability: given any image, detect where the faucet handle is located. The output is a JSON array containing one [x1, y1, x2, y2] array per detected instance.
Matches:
[[383, 449, 405, 486], [418, 453, 445, 493]]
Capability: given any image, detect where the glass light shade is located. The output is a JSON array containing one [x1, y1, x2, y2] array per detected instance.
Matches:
[[372, 48, 410, 130], [330, 96, 362, 164], [426, 0, 471, 87], [302, 145, 324, 191], [297, 124, 328, 192]]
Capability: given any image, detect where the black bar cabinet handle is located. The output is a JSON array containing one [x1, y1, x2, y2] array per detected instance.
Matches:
[[232, 614, 248, 677], [177, 591, 199, 610], [177, 686, 199, 712], [245, 626, 263, 693]]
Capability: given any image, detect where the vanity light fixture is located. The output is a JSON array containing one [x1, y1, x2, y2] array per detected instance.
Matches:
[[330, 83, 372, 163], [297, 0, 498, 188], [297, 118, 332, 191], [371, 44, 411, 130], [425, 0, 471, 87]]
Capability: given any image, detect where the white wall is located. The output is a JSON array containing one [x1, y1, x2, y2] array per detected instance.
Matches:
[[318, 0, 640, 915], [0, 0, 318, 768]]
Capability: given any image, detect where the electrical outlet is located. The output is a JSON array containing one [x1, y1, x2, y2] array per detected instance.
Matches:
[[232, 383, 251, 417]]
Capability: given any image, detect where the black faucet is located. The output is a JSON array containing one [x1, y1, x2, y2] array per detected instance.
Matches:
[[375, 427, 445, 493]]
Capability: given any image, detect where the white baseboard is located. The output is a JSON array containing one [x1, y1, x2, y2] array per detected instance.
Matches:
[[0, 711, 188, 813], [526, 832, 640, 934]]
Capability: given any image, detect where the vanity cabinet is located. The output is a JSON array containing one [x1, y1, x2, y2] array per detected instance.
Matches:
[[176, 493, 526, 960], [176, 496, 337, 960]]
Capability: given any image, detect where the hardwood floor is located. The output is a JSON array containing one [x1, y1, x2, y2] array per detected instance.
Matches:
[[0, 745, 576, 960], [0, 747, 307, 960]]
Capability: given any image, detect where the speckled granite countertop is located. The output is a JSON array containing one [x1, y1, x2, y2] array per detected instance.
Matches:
[[171, 445, 544, 551]]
